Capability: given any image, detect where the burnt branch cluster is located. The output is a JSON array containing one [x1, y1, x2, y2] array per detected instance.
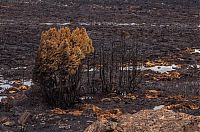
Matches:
[[33, 27, 139, 108], [80, 32, 140, 95]]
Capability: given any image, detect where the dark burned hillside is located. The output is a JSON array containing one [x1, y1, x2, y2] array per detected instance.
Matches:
[[0, 0, 200, 132], [0, 0, 200, 75]]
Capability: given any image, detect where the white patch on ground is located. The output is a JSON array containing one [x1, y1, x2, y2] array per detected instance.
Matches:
[[83, 68, 99, 72], [192, 49, 200, 54], [57, 23, 71, 26], [116, 23, 139, 26], [79, 22, 90, 26], [0, 79, 9, 85], [40, 23, 54, 25], [39, 22, 141, 26], [11, 67, 27, 70], [145, 64, 177, 73], [0, 96, 7, 102], [122, 91, 127, 96], [0, 84, 12, 93], [86, 64, 178, 73], [153, 105, 165, 110], [189, 64, 200, 69], [122, 64, 177, 73], [22, 79, 33, 87], [0, 75, 33, 93], [80, 96, 94, 100]]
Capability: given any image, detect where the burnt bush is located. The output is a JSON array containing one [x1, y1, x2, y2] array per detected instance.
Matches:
[[33, 27, 94, 107]]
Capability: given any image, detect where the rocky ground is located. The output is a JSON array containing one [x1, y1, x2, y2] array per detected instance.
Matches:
[[0, 0, 200, 131], [85, 109, 200, 132]]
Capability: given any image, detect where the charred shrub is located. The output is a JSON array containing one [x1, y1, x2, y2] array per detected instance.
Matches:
[[33, 27, 94, 107]]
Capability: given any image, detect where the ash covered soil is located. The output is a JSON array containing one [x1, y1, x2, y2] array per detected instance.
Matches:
[[0, 0, 200, 131]]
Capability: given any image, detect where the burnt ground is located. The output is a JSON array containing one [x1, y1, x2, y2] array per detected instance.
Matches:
[[0, 0, 200, 131]]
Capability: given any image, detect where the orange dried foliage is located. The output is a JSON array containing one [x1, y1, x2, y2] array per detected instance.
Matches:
[[7, 85, 29, 94], [18, 85, 29, 91], [167, 95, 185, 101], [101, 94, 137, 103], [152, 71, 181, 81], [144, 59, 169, 67], [13, 80, 22, 85], [111, 96, 122, 103], [184, 47, 194, 54], [165, 95, 199, 110], [145, 90, 161, 99], [101, 98, 112, 102], [80, 104, 122, 122], [67, 110, 83, 116], [51, 108, 67, 115], [92, 105, 122, 122], [51, 108, 83, 116], [37, 27, 94, 75], [192, 97, 200, 101], [124, 93, 137, 100], [166, 102, 199, 110]]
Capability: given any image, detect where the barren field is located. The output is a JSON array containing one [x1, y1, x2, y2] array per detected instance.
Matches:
[[0, 0, 200, 131]]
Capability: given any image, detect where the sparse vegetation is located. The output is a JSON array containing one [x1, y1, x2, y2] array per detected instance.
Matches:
[[0, 1, 200, 131]]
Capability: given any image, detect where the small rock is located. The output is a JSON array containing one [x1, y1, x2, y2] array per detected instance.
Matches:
[[0, 116, 9, 123], [3, 121, 15, 126]]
